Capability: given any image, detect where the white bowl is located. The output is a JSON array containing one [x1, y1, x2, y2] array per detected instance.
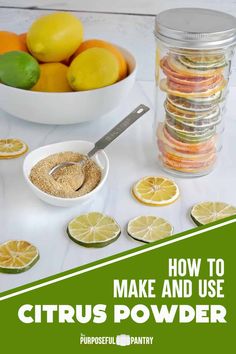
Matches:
[[23, 140, 109, 207], [0, 46, 136, 124]]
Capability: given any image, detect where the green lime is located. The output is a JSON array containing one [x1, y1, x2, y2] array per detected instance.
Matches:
[[0, 240, 39, 274], [191, 202, 236, 226], [0, 51, 40, 89], [67, 212, 121, 248]]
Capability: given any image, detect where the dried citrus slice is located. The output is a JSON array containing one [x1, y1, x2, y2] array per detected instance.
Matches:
[[0, 240, 39, 273], [127, 215, 173, 243], [160, 78, 226, 98], [132, 176, 179, 206], [0, 138, 28, 159], [191, 202, 236, 226], [167, 55, 225, 77], [67, 212, 121, 247]]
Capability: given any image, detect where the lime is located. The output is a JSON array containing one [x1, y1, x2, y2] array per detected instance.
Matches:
[[67, 47, 119, 91], [132, 176, 180, 206], [0, 240, 39, 273], [127, 216, 173, 243], [0, 51, 40, 89], [27, 12, 83, 62], [67, 212, 121, 247], [191, 202, 236, 226]]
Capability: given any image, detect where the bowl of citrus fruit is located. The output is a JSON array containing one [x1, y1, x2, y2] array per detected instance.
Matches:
[[0, 12, 136, 124]]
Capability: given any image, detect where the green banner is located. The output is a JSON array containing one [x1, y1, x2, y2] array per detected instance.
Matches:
[[0, 217, 235, 353]]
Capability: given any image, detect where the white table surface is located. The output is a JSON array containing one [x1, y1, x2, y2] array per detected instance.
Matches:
[[1, 81, 236, 292]]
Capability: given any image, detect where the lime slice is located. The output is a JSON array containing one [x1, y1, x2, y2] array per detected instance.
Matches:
[[0, 138, 28, 159], [127, 216, 173, 243], [132, 176, 180, 206], [0, 240, 39, 273], [191, 202, 236, 226], [166, 114, 220, 131], [67, 212, 121, 247]]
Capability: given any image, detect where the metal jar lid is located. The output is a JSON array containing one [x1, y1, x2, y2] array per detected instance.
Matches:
[[155, 8, 236, 49]]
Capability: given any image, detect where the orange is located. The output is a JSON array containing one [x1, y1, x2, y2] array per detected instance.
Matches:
[[18, 32, 29, 52], [32, 63, 72, 92], [0, 31, 26, 54], [72, 39, 128, 80]]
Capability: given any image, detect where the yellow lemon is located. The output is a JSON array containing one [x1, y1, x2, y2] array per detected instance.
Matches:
[[32, 63, 72, 92], [68, 47, 120, 91], [27, 12, 83, 62]]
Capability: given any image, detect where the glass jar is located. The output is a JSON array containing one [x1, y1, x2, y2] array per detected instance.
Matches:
[[154, 8, 236, 177]]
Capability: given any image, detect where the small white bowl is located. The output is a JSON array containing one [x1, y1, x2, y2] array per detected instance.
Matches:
[[0, 46, 136, 125], [23, 140, 109, 207]]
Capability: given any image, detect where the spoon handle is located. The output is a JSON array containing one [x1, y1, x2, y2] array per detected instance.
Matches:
[[87, 104, 150, 158]]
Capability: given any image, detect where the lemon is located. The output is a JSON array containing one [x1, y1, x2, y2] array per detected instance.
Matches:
[[127, 216, 173, 243], [191, 202, 236, 226], [67, 47, 119, 91], [67, 212, 121, 247], [32, 63, 72, 92], [0, 240, 39, 273], [73, 39, 128, 80], [132, 176, 180, 206], [0, 138, 28, 159], [27, 12, 83, 62], [0, 51, 40, 89]]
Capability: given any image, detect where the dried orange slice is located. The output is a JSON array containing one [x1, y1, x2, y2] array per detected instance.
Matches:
[[132, 176, 180, 206], [0, 138, 28, 159], [0, 240, 39, 273]]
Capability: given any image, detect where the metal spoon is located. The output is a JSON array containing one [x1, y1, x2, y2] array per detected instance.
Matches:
[[49, 104, 150, 190]]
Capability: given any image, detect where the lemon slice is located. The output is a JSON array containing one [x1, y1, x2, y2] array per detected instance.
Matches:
[[0, 138, 28, 159], [0, 240, 39, 273], [191, 202, 236, 226], [67, 212, 121, 247], [127, 216, 173, 243], [132, 176, 180, 206]]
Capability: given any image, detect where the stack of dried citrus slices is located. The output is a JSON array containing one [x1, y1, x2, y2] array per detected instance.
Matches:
[[158, 52, 227, 174]]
